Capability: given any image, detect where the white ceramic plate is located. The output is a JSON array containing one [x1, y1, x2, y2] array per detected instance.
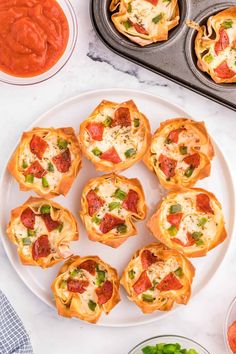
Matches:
[[0, 88, 235, 327]]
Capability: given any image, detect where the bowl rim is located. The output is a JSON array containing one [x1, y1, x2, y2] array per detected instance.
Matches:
[[128, 334, 210, 354], [0, 0, 78, 86]]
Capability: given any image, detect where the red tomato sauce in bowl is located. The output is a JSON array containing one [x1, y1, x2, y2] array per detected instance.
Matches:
[[228, 321, 236, 353], [0, 0, 69, 77]]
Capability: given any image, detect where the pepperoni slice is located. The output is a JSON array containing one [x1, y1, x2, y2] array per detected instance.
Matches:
[[32, 235, 51, 260], [172, 232, 195, 247], [157, 273, 183, 292], [141, 250, 157, 270], [112, 107, 131, 127], [167, 213, 183, 228], [122, 189, 139, 213], [158, 154, 177, 179], [99, 213, 124, 234], [167, 128, 186, 144], [25, 161, 47, 178], [30, 135, 48, 160], [214, 61, 235, 79], [100, 147, 121, 164], [86, 122, 104, 141], [96, 280, 113, 305], [133, 271, 152, 295], [215, 28, 229, 55], [133, 23, 149, 35], [228, 321, 236, 354], [52, 148, 71, 173], [67, 279, 89, 293], [183, 153, 200, 168], [86, 190, 105, 217], [21, 207, 35, 229], [196, 193, 214, 214], [79, 260, 97, 276], [145, 0, 158, 5], [41, 214, 60, 232]]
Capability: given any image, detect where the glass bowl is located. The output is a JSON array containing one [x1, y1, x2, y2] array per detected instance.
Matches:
[[129, 335, 210, 354], [224, 297, 236, 353], [0, 0, 78, 85]]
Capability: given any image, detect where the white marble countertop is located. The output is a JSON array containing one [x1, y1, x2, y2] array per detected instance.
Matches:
[[0, 1, 236, 353]]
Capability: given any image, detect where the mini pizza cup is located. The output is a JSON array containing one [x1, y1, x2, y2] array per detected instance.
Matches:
[[78, 100, 151, 172], [80, 173, 147, 248], [110, 0, 180, 46], [8, 127, 82, 198], [195, 6, 236, 84], [6, 197, 78, 268], [121, 243, 195, 313], [51, 255, 120, 323], [147, 188, 227, 258], [144, 118, 214, 189]]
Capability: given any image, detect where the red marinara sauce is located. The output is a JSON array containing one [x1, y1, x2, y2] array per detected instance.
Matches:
[[0, 0, 69, 77], [228, 321, 236, 353]]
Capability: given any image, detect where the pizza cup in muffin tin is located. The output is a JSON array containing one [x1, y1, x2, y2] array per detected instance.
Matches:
[[80, 173, 146, 248], [144, 118, 214, 189], [8, 127, 82, 198], [51, 255, 120, 323], [195, 6, 236, 84], [110, 0, 180, 46], [79, 100, 151, 172], [121, 243, 195, 313], [147, 188, 227, 257], [6, 197, 78, 268]]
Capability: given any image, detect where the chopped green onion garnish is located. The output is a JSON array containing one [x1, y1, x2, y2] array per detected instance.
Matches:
[[113, 188, 127, 200], [142, 343, 198, 354], [192, 231, 203, 240], [127, 2, 132, 13], [128, 269, 135, 280], [134, 118, 140, 127], [57, 138, 68, 150], [125, 148, 136, 158], [96, 270, 105, 286], [123, 20, 132, 30], [27, 229, 36, 237], [222, 19, 233, 29], [174, 267, 184, 278], [22, 160, 28, 169], [184, 166, 194, 177], [92, 147, 102, 156], [169, 204, 182, 214], [152, 12, 164, 24], [198, 217, 208, 227], [168, 225, 178, 236], [22, 237, 31, 246], [117, 224, 127, 234], [91, 215, 101, 225], [57, 223, 64, 232], [60, 280, 67, 289], [42, 177, 49, 188], [179, 145, 188, 155], [103, 116, 113, 127], [40, 204, 51, 214], [196, 239, 204, 246], [70, 269, 79, 278], [142, 293, 154, 303], [47, 162, 54, 172], [88, 300, 97, 312], [108, 201, 120, 211], [204, 53, 214, 64], [25, 174, 34, 183]]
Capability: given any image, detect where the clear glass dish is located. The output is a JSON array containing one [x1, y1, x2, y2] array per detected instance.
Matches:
[[0, 0, 77, 86], [224, 297, 236, 353], [129, 335, 210, 354]]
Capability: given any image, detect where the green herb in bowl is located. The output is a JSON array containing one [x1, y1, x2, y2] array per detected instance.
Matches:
[[142, 343, 198, 354]]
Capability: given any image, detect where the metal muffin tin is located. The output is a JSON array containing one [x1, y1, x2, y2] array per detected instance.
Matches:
[[90, 0, 236, 112]]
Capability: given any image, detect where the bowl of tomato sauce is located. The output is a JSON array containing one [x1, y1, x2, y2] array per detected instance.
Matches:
[[225, 297, 236, 353], [0, 0, 77, 85]]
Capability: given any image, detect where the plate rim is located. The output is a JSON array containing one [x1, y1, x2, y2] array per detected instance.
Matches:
[[0, 88, 235, 328]]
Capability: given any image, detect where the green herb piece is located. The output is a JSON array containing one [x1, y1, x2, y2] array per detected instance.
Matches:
[[27, 229, 36, 237], [168, 225, 178, 236], [123, 20, 132, 30], [42, 177, 49, 188], [108, 201, 120, 211], [142, 293, 154, 303], [134, 118, 140, 127], [192, 231, 203, 240], [117, 224, 127, 234], [60, 280, 67, 289], [25, 174, 34, 183], [169, 204, 182, 214], [22, 160, 28, 169], [128, 269, 135, 279], [152, 12, 164, 24], [70, 268, 79, 278], [57, 138, 68, 150], [196, 239, 204, 246], [222, 19, 233, 29], [142, 343, 198, 354], [174, 267, 184, 278], [103, 116, 113, 127], [57, 223, 64, 232], [198, 217, 208, 227], [92, 147, 102, 156], [91, 215, 101, 225], [163, 0, 171, 3], [113, 188, 127, 200], [125, 148, 136, 158], [127, 2, 132, 13], [47, 162, 54, 172], [204, 53, 214, 64], [40, 204, 51, 214], [96, 270, 105, 286], [187, 350, 198, 354], [179, 145, 188, 155], [22, 237, 31, 246], [88, 300, 97, 312], [184, 166, 194, 177]]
